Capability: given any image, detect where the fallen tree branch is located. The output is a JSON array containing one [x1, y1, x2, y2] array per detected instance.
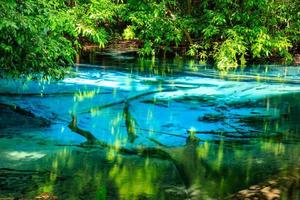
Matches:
[[68, 114, 97, 144], [0, 102, 50, 126], [79, 88, 177, 114], [67, 112, 172, 159]]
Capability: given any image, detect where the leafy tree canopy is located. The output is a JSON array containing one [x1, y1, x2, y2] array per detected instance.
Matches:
[[0, 0, 299, 78]]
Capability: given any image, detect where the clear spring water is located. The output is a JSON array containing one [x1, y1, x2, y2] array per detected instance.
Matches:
[[0, 57, 299, 199]]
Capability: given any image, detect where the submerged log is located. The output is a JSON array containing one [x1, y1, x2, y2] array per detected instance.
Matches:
[[0, 103, 50, 128], [80, 88, 177, 114], [198, 113, 225, 122], [0, 103, 36, 118], [68, 115, 97, 144]]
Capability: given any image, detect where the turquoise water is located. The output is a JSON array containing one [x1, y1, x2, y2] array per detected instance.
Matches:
[[0, 57, 300, 199]]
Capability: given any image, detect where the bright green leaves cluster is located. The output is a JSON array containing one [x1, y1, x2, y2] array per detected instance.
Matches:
[[123, 0, 184, 56], [214, 29, 247, 70], [71, 0, 124, 48], [0, 0, 76, 79], [187, 0, 299, 70], [121, 0, 298, 69], [0, 0, 121, 78]]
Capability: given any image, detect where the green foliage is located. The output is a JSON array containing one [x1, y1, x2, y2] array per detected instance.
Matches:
[[70, 0, 123, 47], [123, 0, 184, 56], [0, 0, 120, 78], [0, 0, 299, 78], [122, 0, 298, 68], [0, 0, 76, 79], [186, 0, 298, 69], [214, 29, 247, 70], [122, 26, 135, 40]]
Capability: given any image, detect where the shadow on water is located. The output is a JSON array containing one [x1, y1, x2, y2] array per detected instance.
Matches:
[[0, 55, 300, 199]]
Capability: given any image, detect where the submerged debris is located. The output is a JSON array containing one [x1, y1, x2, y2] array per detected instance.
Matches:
[[35, 193, 58, 200], [198, 113, 225, 122], [228, 168, 300, 200]]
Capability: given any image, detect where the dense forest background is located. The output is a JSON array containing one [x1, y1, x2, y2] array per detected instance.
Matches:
[[0, 0, 299, 78]]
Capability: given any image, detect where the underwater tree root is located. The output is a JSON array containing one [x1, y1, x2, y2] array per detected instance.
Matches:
[[67, 114, 172, 159]]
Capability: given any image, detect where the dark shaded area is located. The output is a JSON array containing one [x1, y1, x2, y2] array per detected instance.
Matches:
[[0, 103, 50, 132], [0, 168, 50, 198]]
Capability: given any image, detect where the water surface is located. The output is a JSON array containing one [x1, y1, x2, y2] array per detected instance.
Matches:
[[0, 57, 300, 199]]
